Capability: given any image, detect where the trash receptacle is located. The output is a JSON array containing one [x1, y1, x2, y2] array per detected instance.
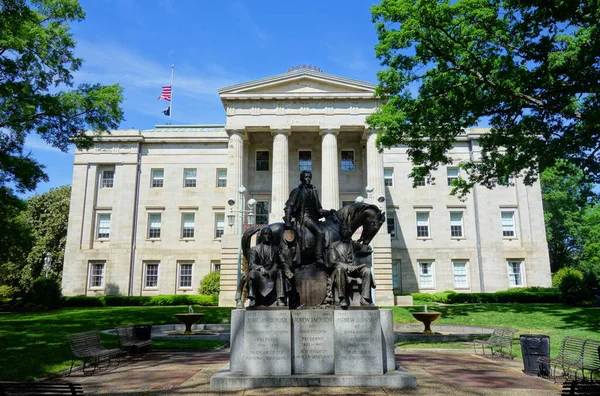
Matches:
[[520, 334, 550, 376], [133, 324, 152, 340]]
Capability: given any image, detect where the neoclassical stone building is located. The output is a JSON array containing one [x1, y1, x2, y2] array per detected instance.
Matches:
[[61, 70, 552, 306]]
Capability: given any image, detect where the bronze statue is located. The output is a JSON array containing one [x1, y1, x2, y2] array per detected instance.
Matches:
[[284, 170, 335, 266], [328, 222, 375, 307], [247, 228, 287, 307]]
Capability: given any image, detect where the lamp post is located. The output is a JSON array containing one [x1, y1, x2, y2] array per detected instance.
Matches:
[[43, 253, 52, 279], [227, 186, 257, 286]]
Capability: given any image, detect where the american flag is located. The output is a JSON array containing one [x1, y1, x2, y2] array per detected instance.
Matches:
[[158, 86, 172, 102]]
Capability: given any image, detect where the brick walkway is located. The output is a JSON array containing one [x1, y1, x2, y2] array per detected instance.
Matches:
[[60, 349, 562, 395]]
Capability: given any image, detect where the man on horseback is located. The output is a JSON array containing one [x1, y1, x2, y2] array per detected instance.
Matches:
[[284, 170, 335, 266]]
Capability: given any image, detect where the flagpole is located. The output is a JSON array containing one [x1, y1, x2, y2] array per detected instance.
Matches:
[[169, 64, 174, 125]]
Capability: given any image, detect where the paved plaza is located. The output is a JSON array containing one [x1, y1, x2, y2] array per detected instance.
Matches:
[[60, 348, 562, 395]]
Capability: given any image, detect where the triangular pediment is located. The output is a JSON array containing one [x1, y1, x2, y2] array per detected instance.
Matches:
[[218, 70, 376, 99]]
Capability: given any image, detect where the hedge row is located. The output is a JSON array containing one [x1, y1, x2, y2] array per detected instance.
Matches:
[[62, 294, 218, 307], [411, 287, 561, 304]]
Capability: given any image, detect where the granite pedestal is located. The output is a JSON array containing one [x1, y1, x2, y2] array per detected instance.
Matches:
[[210, 308, 417, 389]]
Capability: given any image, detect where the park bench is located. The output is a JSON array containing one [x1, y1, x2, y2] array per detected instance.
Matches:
[[561, 379, 600, 395], [115, 325, 152, 355], [537, 336, 587, 382], [0, 382, 83, 395], [473, 327, 519, 359], [576, 339, 600, 381], [67, 331, 122, 376]]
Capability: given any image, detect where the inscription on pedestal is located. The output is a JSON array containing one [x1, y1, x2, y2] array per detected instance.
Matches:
[[292, 310, 334, 374], [334, 310, 384, 375], [243, 310, 292, 376]]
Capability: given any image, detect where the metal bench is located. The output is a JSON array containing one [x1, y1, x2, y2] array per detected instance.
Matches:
[[0, 382, 83, 395], [577, 339, 600, 381], [561, 379, 600, 395], [115, 326, 152, 355], [538, 336, 586, 382], [67, 331, 122, 376], [473, 328, 519, 359]]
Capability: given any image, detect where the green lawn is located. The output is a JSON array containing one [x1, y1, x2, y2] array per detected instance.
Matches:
[[0, 303, 598, 381]]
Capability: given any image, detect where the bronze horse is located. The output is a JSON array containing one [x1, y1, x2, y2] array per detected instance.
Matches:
[[242, 202, 385, 268]]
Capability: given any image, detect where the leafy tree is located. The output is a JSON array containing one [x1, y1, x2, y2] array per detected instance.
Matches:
[[0, 0, 124, 195], [23, 185, 70, 283], [540, 161, 595, 272], [577, 203, 600, 289], [369, 0, 600, 196]]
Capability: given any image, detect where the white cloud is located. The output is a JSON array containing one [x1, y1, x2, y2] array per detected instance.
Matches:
[[24, 136, 73, 154], [230, 1, 269, 45]]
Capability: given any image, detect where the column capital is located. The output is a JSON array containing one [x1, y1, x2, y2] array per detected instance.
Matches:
[[319, 128, 339, 136], [362, 129, 380, 140], [270, 128, 291, 137], [226, 129, 247, 139]]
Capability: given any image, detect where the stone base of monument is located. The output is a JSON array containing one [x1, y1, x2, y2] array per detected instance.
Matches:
[[210, 308, 417, 390]]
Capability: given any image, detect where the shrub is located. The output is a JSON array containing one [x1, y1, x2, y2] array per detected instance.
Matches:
[[199, 271, 220, 295], [553, 267, 591, 305], [411, 287, 561, 304], [24, 278, 62, 310], [62, 294, 218, 307], [0, 285, 17, 299], [62, 295, 106, 307]]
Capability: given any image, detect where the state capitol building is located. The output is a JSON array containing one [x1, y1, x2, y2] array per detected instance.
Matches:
[[61, 69, 552, 306]]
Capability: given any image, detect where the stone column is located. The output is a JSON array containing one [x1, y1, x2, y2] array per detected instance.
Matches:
[[225, 129, 245, 234], [365, 130, 385, 202], [320, 129, 340, 209], [270, 129, 290, 224]]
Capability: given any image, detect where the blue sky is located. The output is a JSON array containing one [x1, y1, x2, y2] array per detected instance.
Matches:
[[24, 0, 383, 196]]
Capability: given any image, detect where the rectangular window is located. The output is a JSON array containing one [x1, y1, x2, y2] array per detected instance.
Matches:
[[184, 168, 197, 188], [96, 213, 111, 239], [144, 262, 159, 288], [179, 263, 193, 288], [101, 170, 114, 188], [384, 167, 394, 187], [256, 151, 269, 171], [255, 201, 269, 225], [450, 212, 464, 238], [214, 212, 224, 239], [416, 212, 430, 238], [211, 261, 221, 273], [392, 262, 399, 289], [501, 211, 516, 237], [216, 169, 227, 188], [89, 262, 105, 288], [298, 151, 312, 172], [447, 167, 459, 186], [181, 213, 195, 239], [151, 169, 164, 188], [148, 213, 161, 239], [341, 150, 355, 171], [508, 260, 524, 287], [419, 262, 434, 289], [387, 209, 397, 237], [414, 167, 426, 187], [453, 261, 468, 288]]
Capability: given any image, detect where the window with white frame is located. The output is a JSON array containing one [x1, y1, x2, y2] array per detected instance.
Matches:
[[216, 169, 227, 188], [148, 213, 161, 239], [256, 151, 269, 171], [450, 212, 464, 238], [181, 213, 195, 239], [447, 167, 459, 186], [144, 262, 159, 288], [414, 167, 427, 187], [101, 169, 114, 188], [384, 167, 394, 187], [419, 261, 434, 289], [89, 261, 105, 288], [184, 168, 197, 188], [416, 212, 430, 238], [387, 209, 397, 237], [96, 213, 111, 239], [211, 260, 221, 272], [178, 262, 193, 289], [255, 201, 269, 225], [151, 169, 164, 188], [453, 261, 469, 288], [392, 262, 399, 289], [507, 260, 524, 287], [341, 150, 355, 171], [501, 211, 516, 237], [214, 212, 224, 239], [299, 151, 312, 172]]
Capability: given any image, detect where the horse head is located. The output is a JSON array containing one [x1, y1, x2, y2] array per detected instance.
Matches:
[[333, 202, 385, 246]]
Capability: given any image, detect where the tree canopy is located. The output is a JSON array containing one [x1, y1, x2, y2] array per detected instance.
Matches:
[[0, 0, 123, 193], [369, 0, 600, 195]]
